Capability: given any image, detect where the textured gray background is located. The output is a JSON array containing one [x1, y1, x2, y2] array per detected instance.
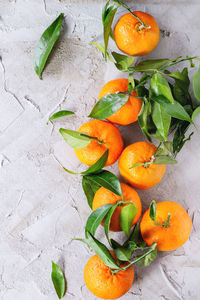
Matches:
[[0, 0, 200, 299]]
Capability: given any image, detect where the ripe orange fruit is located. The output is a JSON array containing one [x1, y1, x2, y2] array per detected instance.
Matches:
[[92, 183, 142, 231], [118, 142, 166, 189], [84, 251, 134, 299], [114, 11, 159, 56], [140, 201, 192, 251], [98, 79, 142, 125], [74, 120, 123, 166]]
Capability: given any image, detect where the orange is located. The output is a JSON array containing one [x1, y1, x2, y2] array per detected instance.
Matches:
[[84, 251, 134, 299], [92, 183, 142, 231], [74, 120, 123, 166], [118, 142, 166, 189], [140, 201, 192, 251], [114, 11, 159, 56], [98, 79, 142, 125]]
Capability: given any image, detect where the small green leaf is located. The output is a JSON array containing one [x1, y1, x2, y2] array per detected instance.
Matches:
[[104, 203, 118, 245], [137, 243, 157, 267], [138, 101, 154, 142], [149, 200, 156, 221], [152, 102, 171, 141], [82, 177, 100, 208], [193, 65, 200, 101], [102, 2, 118, 60], [34, 13, 64, 78], [131, 59, 169, 73], [114, 247, 132, 262], [85, 232, 119, 269], [151, 73, 174, 103], [84, 170, 122, 197], [120, 204, 137, 237], [88, 93, 129, 120], [59, 128, 93, 149], [192, 106, 200, 121], [112, 51, 134, 71], [154, 155, 178, 165], [48, 110, 74, 123], [51, 261, 66, 299], [85, 204, 113, 237]]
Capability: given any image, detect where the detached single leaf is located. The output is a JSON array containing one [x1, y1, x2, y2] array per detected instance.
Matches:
[[112, 51, 134, 71], [120, 204, 137, 237], [88, 93, 129, 120], [154, 155, 178, 164], [85, 204, 113, 237], [34, 13, 64, 78], [152, 102, 171, 141], [48, 110, 74, 123], [193, 65, 200, 101], [151, 73, 174, 103], [104, 203, 118, 245], [85, 232, 119, 269], [131, 59, 169, 73], [149, 200, 156, 221], [51, 261, 66, 299], [84, 170, 122, 197], [59, 128, 92, 149], [82, 177, 100, 208]]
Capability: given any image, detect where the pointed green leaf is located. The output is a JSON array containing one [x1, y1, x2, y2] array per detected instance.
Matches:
[[104, 203, 119, 245], [151, 73, 174, 103], [114, 247, 132, 262], [152, 102, 171, 141], [48, 110, 74, 123], [119, 203, 137, 237], [88, 93, 129, 120], [112, 51, 134, 71], [149, 200, 156, 221], [34, 13, 64, 78], [82, 177, 100, 208], [154, 155, 178, 164], [59, 128, 93, 149], [84, 170, 122, 197], [131, 59, 169, 73], [51, 261, 66, 299], [192, 106, 200, 121]]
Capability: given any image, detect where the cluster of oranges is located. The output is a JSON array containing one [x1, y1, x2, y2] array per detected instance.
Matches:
[[62, 7, 192, 300]]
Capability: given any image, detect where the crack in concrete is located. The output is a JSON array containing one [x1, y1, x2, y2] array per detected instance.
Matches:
[[0, 154, 11, 168], [0, 57, 24, 110], [24, 95, 41, 112], [5, 190, 25, 218]]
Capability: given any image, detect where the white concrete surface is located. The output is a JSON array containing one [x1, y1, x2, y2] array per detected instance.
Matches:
[[0, 0, 200, 299]]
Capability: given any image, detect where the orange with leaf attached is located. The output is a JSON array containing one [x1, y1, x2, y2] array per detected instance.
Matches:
[[98, 79, 142, 125], [140, 201, 192, 251], [118, 141, 166, 189], [74, 120, 123, 166], [92, 183, 142, 231], [114, 11, 159, 56], [84, 251, 134, 299]]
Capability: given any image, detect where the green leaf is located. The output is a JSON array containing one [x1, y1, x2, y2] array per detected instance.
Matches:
[[34, 13, 64, 78], [130, 59, 169, 73], [63, 149, 109, 176], [84, 170, 122, 196], [112, 51, 134, 71], [59, 128, 93, 149], [48, 110, 74, 123], [152, 102, 171, 141], [82, 177, 100, 208], [123, 224, 139, 248], [163, 141, 173, 153], [110, 239, 122, 249], [90, 42, 114, 62], [171, 68, 190, 106], [193, 65, 200, 101], [152, 97, 192, 122], [154, 155, 178, 164], [128, 73, 135, 92], [104, 203, 118, 245], [149, 200, 156, 221], [192, 106, 200, 121], [102, 2, 118, 60], [114, 247, 132, 262], [119, 204, 137, 237], [138, 101, 153, 142], [85, 232, 119, 269], [137, 243, 157, 267], [88, 93, 129, 120], [51, 261, 66, 299], [172, 121, 193, 156], [151, 73, 174, 103], [85, 204, 113, 237]]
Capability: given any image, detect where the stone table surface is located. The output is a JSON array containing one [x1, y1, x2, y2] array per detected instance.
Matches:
[[0, 0, 200, 299]]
